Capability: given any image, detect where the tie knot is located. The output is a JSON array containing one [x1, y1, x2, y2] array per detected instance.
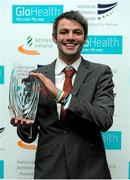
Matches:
[[64, 67, 75, 78]]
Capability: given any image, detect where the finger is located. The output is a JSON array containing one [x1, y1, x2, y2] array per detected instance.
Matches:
[[30, 72, 42, 78], [10, 118, 15, 126], [16, 119, 22, 125], [30, 72, 46, 81], [22, 120, 29, 125], [26, 120, 34, 125], [29, 72, 38, 76], [10, 118, 18, 127]]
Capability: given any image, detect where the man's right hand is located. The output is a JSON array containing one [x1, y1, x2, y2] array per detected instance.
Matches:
[[10, 116, 34, 127]]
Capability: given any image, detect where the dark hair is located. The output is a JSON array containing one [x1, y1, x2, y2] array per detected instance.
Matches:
[[53, 10, 88, 39]]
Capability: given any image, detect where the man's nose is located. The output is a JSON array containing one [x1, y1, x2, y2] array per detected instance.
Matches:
[[67, 32, 74, 39]]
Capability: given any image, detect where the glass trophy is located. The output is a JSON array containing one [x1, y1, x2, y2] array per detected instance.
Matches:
[[8, 63, 40, 122]]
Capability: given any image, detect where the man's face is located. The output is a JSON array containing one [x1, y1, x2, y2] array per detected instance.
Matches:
[[53, 18, 86, 62]]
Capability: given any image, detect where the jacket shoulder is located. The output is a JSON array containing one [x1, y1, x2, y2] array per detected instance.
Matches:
[[84, 59, 112, 72], [34, 60, 56, 73]]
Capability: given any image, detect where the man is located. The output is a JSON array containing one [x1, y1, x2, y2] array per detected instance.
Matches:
[[11, 10, 114, 179]]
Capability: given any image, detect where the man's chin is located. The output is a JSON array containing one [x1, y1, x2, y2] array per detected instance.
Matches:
[[64, 52, 78, 57], [62, 52, 80, 60], [63, 49, 78, 55], [63, 46, 82, 55]]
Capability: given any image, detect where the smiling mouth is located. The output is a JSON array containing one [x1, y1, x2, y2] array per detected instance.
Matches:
[[63, 42, 78, 48]]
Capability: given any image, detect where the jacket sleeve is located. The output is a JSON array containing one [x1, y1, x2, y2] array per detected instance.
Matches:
[[68, 66, 114, 132]]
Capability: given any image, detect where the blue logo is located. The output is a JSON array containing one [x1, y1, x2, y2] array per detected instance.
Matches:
[[12, 5, 63, 23], [0, 160, 4, 179], [0, 66, 4, 84], [98, 2, 118, 14], [128, 162, 130, 179], [97, 2, 118, 20], [102, 131, 121, 150], [82, 35, 122, 54]]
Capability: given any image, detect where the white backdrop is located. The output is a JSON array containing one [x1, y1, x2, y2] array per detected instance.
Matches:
[[0, 0, 130, 179]]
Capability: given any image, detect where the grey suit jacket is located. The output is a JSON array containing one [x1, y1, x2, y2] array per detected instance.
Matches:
[[18, 58, 114, 179]]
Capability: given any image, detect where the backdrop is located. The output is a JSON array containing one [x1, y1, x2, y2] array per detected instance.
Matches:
[[0, 0, 130, 179]]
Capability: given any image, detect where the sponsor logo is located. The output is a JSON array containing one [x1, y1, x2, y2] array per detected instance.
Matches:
[[102, 131, 121, 150], [0, 126, 6, 151], [17, 140, 37, 150], [0, 127, 5, 137], [0, 66, 4, 84], [18, 45, 40, 55], [18, 36, 40, 55], [128, 162, 130, 179], [12, 5, 63, 23], [82, 35, 122, 54], [98, 2, 118, 20], [109, 163, 116, 171], [0, 160, 4, 179], [76, 2, 118, 27], [16, 160, 34, 177], [18, 36, 54, 55]]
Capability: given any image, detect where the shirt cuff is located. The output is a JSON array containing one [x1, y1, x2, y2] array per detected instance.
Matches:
[[17, 126, 32, 139]]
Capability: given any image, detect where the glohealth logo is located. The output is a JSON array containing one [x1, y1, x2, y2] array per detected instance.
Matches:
[[12, 5, 63, 23], [0, 160, 4, 179], [102, 131, 121, 150], [128, 162, 130, 179], [0, 66, 4, 84], [82, 35, 122, 54]]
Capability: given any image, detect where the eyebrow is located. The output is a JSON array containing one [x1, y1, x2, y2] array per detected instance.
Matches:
[[59, 28, 83, 31]]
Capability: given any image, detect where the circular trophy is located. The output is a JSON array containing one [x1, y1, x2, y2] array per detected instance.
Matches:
[[8, 63, 40, 122]]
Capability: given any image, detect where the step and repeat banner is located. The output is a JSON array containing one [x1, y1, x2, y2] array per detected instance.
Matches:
[[0, 0, 130, 179]]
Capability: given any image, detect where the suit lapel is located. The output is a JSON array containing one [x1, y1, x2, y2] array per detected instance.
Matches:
[[72, 58, 89, 96], [42, 58, 90, 97]]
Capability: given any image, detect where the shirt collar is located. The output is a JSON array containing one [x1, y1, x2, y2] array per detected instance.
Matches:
[[55, 57, 81, 75]]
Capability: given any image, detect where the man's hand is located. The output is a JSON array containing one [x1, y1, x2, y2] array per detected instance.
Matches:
[[10, 116, 34, 127], [30, 72, 58, 98]]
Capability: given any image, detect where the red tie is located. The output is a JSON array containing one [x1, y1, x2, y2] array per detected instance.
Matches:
[[63, 67, 75, 93], [60, 67, 75, 121]]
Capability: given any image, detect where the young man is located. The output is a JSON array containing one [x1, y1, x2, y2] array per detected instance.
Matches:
[[11, 10, 114, 179]]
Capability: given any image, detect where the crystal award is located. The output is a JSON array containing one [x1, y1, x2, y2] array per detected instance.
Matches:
[[9, 63, 40, 122]]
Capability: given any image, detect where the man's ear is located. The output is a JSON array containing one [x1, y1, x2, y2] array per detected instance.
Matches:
[[52, 34, 57, 43]]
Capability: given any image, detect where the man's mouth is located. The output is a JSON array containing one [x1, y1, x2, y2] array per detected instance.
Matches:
[[63, 42, 78, 47]]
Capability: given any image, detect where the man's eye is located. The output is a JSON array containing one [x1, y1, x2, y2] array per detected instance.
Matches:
[[75, 31, 82, 35], [60, 31, 68, 34]]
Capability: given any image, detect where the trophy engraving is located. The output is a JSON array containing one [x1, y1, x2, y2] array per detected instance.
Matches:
[[9, 63, 40, 121]]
